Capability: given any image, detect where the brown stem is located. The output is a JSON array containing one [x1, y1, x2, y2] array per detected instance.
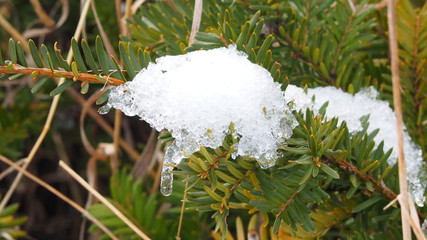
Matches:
[[325, 156, 425, 222], [0, 65, 124, 86], [276, 191, 299, 217], [325, 156, 397, 200]]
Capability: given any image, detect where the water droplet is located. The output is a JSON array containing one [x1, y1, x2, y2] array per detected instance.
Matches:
[[98, 104, 112, 115], [160, 168, 173, 196]]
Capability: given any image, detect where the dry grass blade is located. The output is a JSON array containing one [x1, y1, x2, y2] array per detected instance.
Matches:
[[79, 156, 98, 240], [0, 0, 93, 212], [0, 155, 119, 240], [150, 155, 163, 194], [131, 0, 146, 14], [189, 0, 203, 45], [56, 0, 70, 29], [58, 160, 151, 240], [131, 129, 157, 178], [29, 0, 56, 27], [115, 0, 124, 35], [0, 159, 26, 181], [396, 195, 427, 240], [23, 0, 70, 39], [387, 0, 416, 238], [407, 195, 426, 239], [66, 88, 140, 160], [91, 0, 117, 59], [121, 0, 133, 36], [80, 88, 111, 159], [0, 14, 29, 51], [111, 109, 122, 173]]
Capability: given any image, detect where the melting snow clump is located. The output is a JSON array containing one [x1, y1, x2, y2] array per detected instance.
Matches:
[[101, 45, 298, 196], [284, 85, 426, 206], [101, 45, 425, 203]]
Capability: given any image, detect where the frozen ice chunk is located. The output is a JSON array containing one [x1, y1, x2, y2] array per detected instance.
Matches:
[[103, 45, 298, 195], [284, 85, 426, 206]]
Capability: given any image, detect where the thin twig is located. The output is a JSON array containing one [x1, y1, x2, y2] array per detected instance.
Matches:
[[0, 0, 93, 211], [0, 65, 124, 86], [176, 179, 188, 240], [58, 160, 151, 240], [386, 0, 412, 239], [0, 155, 119, 240], [326, 156, 397, 200]]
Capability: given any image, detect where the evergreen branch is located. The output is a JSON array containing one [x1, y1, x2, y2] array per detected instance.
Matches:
[[281, 38, 336, 85], [330, 11, 355, 75], [0, 65, 124, 86], [397, 0, 427, 152], [325, 155, 397, 201], [327, 154, 427, 227], [276, 190, 299, 217]]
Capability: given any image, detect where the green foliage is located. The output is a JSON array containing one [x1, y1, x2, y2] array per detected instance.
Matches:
[[1, 0, 426, 239], [175, 107, 401, 238], [0, 92, 46, 159], [396, 0, 427, 155], [88, 170, 171, 239], [260, 0, 380, 92], [0, 204, 27, 239], [88, 169, 204, 240]]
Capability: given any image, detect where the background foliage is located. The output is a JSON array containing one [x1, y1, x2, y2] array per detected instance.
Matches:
[[0, 0, 426, 239]]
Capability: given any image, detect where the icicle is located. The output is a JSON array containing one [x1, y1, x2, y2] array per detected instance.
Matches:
[[159, 141, 185, 196], [98, 104, 112, 115], [160, 165, 173, 196]]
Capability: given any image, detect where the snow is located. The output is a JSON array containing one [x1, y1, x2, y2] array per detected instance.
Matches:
[[284, 85, 426, 206], [100, 45, 298, 195], [101, 45, 425, 205]]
